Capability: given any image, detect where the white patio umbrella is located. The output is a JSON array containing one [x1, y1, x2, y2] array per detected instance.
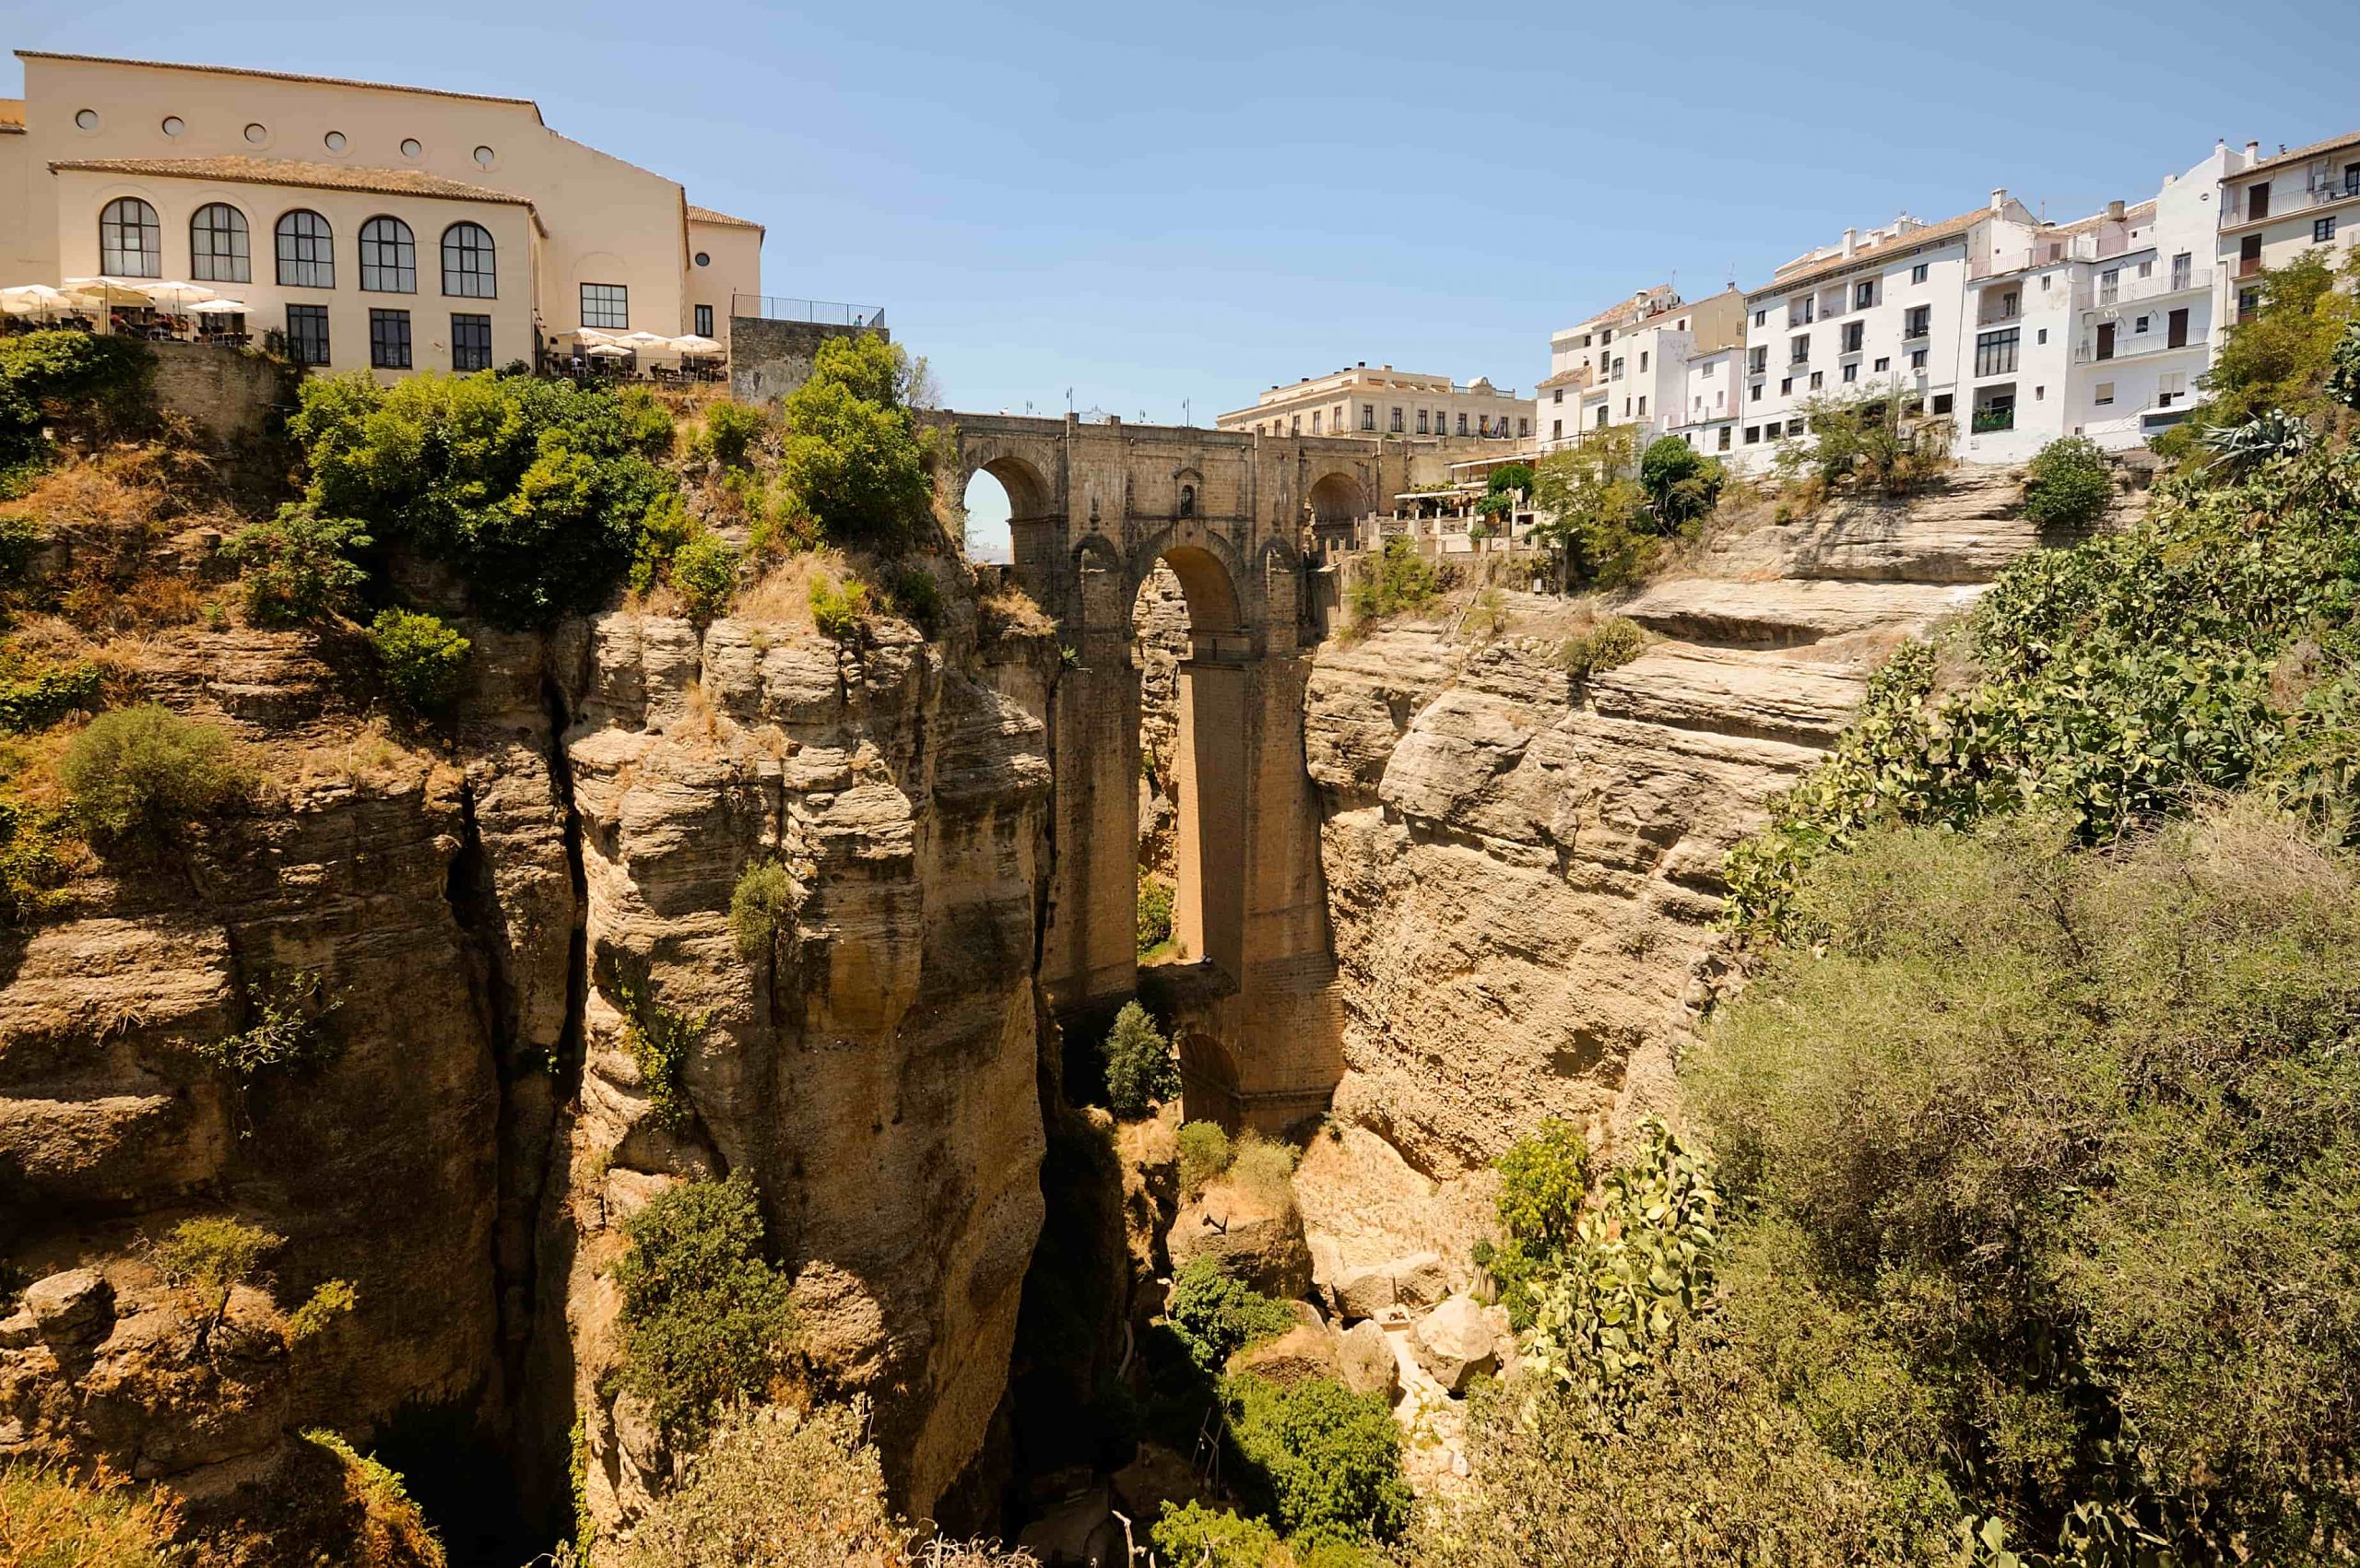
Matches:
[[140, 280, 217, 310], [574, 327, 624, 347], [0, 284, 71, 318], [61, 277, 158, 333], [191, 299, 250, 314], [668, 334, 724, 356], [617, 330, 673, 351], [583, 343, 632, 359]]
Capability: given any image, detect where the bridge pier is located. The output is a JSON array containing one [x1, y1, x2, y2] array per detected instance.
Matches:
[[940, 414, 1395, 1131]]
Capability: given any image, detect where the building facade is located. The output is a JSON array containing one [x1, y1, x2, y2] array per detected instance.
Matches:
[[2218, 133, 2360, 332], [1215, 362, 1532, 442], [0, 51, 762, 379]]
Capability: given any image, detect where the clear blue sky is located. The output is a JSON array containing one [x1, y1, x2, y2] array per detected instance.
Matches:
[[11, 1, 2360, 422]]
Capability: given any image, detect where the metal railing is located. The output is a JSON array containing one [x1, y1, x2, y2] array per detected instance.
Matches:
[[729, 294, 886, 329], [2074, 268, 2212, 311], [2221, 183, 2360, 229], [2073, 331, 2206, 364]]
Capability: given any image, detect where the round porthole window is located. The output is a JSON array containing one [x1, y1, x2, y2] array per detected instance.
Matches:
[[243, 122, 267, 144], [160, 115, 185, 136], [74, 108, 99, 130], [400, 137, 422, 159], [324, 130, 347, 152], [694, 252, 711, 267], [473, 145, 495, 168]]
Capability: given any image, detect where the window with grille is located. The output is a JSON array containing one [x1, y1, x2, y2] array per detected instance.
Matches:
[[370, 309, 412, 370], [100, 197, 162, 277], [580, 282, 629, 329], [441, 223, 496, 298], [276, 210, 335, 289], [189, 204, 250, 283], [286, 304, 330, 365], [359, 217, 417, 292], [452, 312, 492, 372]]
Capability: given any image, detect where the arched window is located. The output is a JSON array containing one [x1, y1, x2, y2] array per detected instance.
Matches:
[[358, 216, 416, 293], [276, 209, 335, 289], [100, 197, 161, 277], [189, 203, 250, 284], [440, 222, 496, 299]]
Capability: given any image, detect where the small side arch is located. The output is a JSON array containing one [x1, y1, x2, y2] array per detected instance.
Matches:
[[1306, 469, 1366, 526]]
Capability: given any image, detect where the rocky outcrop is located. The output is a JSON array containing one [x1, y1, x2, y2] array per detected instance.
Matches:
[[0, 596, 1057, 1543], [1304, 465, 2091, 1204]]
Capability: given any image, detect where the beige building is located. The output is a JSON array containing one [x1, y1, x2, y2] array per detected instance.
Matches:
[[0, 51, 763, 377], [1216, 362, 1532, 442], [2218, 132, 2360, 328]]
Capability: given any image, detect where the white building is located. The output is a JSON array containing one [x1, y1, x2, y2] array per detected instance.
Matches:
[[1732, 194, 2042, 471], [1536, 284, 1676, 450], [1668, 344, 1743, 458], [1217, 361, 1531, 442]]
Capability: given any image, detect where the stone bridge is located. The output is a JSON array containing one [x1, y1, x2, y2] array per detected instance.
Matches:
[[931, 412, 1422, 1129]]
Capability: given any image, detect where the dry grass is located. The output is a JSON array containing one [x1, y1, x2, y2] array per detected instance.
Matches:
[[976, 572, 1054, 638], [733, 546, 856, 636]]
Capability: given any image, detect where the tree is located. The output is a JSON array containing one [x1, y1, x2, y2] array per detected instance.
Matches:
[[369, 608, 471, 711], [1637, 436, 1724, 529], [2019, 436, 2113, 529], [1101, 1000, 1177, 1117], [224, 503, 372, 626], [1529, 429, 1653, 589], [777, 336, 938, 550], [614, 1174, 796, 1448], [2175, 249, 2360, 452]]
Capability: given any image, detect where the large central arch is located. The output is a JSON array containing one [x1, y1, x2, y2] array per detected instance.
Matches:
[[929, 413, 1386, 1130]]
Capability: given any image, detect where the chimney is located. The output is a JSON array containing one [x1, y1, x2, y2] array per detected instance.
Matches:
[[2106, 198, 2125, 220], [2246, 139, 2260, 161], [1357, 360, 1366, 368], [1841, 227, 1858, 257], [1990, 187, 2008, 212]]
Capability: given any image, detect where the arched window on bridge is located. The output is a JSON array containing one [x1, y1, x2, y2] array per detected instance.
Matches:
[[962, 469, 1016, 564]]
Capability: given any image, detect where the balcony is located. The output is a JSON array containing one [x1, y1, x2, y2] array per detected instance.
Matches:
[[1971, 407, 2015, 434], [2074, 330, 2205, 363], [2073, 268, 2212, 311], [2220, 183, 2360, 230], [731, 294, 887, 328]]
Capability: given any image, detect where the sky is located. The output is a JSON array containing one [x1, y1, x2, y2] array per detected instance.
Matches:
[[10, 0, 2360, 548]]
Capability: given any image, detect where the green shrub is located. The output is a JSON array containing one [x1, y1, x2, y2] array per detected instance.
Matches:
[[61, 703, 250, 841], [1150, 1502, 1288, 1568], [699, 399, 767, 471], [2020, 435, 2113, 530], [285, 1278, 358, 1342], [1162, 1256, 1295, 1374], [1529, 429, 1660, 589], [368, 608, 470, 711], [224, 502, 372, 626], [808, 573, 870, 641], [883, 564, 943, 638], [1555, 617, 1646, 679], [1176, 1120, 1234, 1197], [0, 512, 41, 584], [618, 384, 678, 458], [156, 1214, 282, 1339], [0, 796, 74, 924], [1637, 436, 1725, 528], [1101, 1000, 1177, 1118], [290, 371, 679, 627], [0, 659, 100, 733], [0, 330, 152, 467], [296, 1430, 448, 1568], [1228, 1132, 1299, 1212], [631, 491, 696, 595], [613, 1173, 796, 1448], [201, 969, 341, 1094], [1485, 462, 1534, 498], [609, 967, 706, 1129], [1137, 875, 1174, 956], [1723, 443, 2360, 937], [1345, 537, 1439, 623], [1493, 1119, 1590, 1254], [1772, 393, 1953, 498], [1223, 1374, 1409, 1545], [1686, 809, 2360, 1561], [778, 336, 937, 551], [729, 859, 797, 961], [667, 530, 738, 620], [0, 1461, 182, 1568]]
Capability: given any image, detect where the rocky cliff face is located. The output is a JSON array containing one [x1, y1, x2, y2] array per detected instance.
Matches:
[[0, 595, 1055, 1546], [1302, 467, 2121, 1195]]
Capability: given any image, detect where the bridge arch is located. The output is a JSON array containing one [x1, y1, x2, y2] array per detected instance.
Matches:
[[1306, 469, 1367, 527]]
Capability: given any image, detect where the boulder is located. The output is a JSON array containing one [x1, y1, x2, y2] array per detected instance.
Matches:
[[1227, 1325, 1340, 1387], [1308, 1234, 1344, 1313], [1331, 1262, 1396, 1322], [1337, 1319, 1400, 1402], [1412, 1294, 1497, 1393], [24, 1268, 114, 1347], [1167, 1181, 1312, 1301], [1389, 1252, 1450, 1312]]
